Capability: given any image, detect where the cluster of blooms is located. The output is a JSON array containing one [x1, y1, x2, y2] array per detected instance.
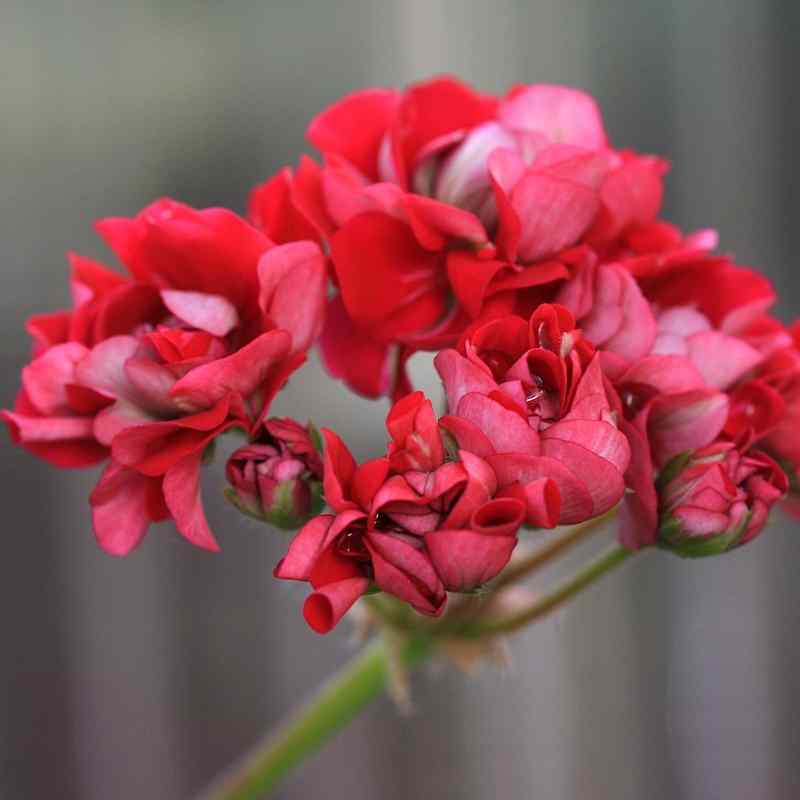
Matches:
[[5, 77, 799, 634]]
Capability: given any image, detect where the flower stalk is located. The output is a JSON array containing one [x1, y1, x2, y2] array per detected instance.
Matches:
[[204, 519, 637, 799], [201, 636, 432, 800]]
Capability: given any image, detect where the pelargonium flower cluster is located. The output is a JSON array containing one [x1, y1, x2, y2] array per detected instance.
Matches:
[[4, 76, 799, 635]]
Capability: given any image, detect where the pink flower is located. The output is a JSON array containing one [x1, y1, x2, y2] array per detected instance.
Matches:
[[4, 199, 327, 555], [435, 304, 628, 525], [226, 418, 323, 528], [657, 443, 787, 556]]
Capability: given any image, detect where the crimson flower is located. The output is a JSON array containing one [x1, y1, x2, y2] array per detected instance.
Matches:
[[249, 77, 666, 399]]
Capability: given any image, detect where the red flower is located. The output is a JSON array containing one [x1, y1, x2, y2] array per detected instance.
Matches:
[[250, 79, 666, 399], [275, 393, 530, 632], [435, 304, 628, 525], [3, 199, 327, 555]]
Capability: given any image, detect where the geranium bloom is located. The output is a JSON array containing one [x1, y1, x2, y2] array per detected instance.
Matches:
[[656, 443, 787, 556], [275, 393, 532, 633], [250, 77, 666, 399], [434, 304, 628, 525], [3, 199, 327, 554]]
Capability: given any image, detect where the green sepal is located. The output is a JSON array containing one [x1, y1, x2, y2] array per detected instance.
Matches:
[[224, 487, 265, 521], [655, 450, 692, 493], [308, 422, 324, 455], [441, 427, 460, 462], [202, 439, 217, 465], [657, 510, 751, 558]]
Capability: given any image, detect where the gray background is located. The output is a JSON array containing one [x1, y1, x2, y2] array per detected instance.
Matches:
[[2, 2, 799, 798]]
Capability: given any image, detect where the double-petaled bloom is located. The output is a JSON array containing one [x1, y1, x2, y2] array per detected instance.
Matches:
[[433, 304, 628, 526], [250, 77, 667, 399], [3, 199, 327, 554], [275, 392, 529, 633]]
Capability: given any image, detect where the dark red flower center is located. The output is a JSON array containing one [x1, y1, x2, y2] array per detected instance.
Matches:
[[336, 527, 371, 562], [481, 349, 515, 381]]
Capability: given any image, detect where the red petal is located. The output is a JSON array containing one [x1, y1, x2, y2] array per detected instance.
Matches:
[[330, 212, 446, 338], [90, 461, 163, 555], [318, 295, 394, 398], [303, 577, 371, 634], [170, 330, 292, 411], [307, 88, 400, 180], [248, 167, 322, 245], [163, 452, 220, 551]]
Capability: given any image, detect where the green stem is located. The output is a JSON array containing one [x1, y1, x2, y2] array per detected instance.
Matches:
[[452, 543, 635, 639], [492, 509, 616, 591], [200, 636, 431, 800], [202, 541, 636, 798]]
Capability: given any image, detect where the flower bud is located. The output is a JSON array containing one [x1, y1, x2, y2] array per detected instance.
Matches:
[[225, 418, 323, 529], [657, 442, 787, 557]]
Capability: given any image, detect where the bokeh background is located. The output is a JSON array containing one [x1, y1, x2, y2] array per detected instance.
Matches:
[[2, 2, 799, 798]]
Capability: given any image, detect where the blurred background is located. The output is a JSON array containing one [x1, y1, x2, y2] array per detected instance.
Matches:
[[2, 1, 799, 798]]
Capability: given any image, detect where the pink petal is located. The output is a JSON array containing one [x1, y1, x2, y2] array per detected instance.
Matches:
[[274, 514, 337, 580], [425, 527, 518, 591], [455, 392, 540, 455], [488, 452, 594, 524], [2, 411, 95, 443], [542, 419, 631, 474], [75, 336, 140, 401], [500, 477, 560, 528], [257, 241, 327, 355], [648, 390, 729, 468], [163, 452, 220, 551], [321, 428, 357, 513], [539, 438, 626, 517], [686, 330, 763, 389], [170, 330, 292, 411], [89, 461, 161, 555], [617, 354, 706, 395], [617, 415, 658, 550], [500, 84, 606, 148], [22, 342, 90, 415], [439, 414, 496, 459], [303, 577, 371, 634], [318, 296, 394, 399], [512, 174, 599, 263], [365, 532, 445, 616], [160, 289, 239, 337], [434, 349, 496, 414]]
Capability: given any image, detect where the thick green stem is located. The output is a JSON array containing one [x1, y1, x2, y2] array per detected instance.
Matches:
[[453, 543, 635, 638], [200, 636, 430, 800]]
